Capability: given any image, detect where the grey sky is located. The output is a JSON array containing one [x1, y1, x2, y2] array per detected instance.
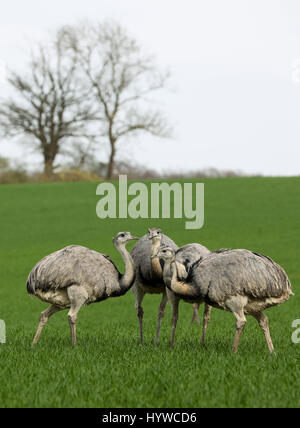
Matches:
[[1, 0, 300, 175]]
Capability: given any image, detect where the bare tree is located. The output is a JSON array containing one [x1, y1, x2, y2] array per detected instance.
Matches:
[[61, 21, 171, 179], [0, 33, 94, 176]]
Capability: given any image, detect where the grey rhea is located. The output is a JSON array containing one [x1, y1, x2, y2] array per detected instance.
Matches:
[[174, 243, 212, 345], [26, 232, 138, 346], [131, 228, 210, 347], [156, 246, 293, 353], [131, 228, 178, 345]]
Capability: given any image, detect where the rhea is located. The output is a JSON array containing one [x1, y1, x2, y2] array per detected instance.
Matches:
[[27, 232, 138, 345], [171, 242, 211, 345], [148, 229, 212, 346], [131, 227, 210, 346], [155, 246, 293, 353], [131, 228, 178, 344]]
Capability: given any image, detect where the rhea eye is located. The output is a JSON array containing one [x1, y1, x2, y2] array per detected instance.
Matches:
[[119, 233, 125, 238]]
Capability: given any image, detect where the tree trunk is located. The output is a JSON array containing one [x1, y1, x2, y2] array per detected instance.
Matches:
[[106, 138, 116, 180], [43, 140, 58, 177], [43, 153, 56, 177]]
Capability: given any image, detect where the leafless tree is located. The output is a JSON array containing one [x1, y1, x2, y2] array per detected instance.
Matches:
[[0, 33, 94, 176], [61, 21, 172, 179]]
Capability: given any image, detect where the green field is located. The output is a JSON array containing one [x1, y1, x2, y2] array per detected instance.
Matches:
[[0, 177, 300, 408]]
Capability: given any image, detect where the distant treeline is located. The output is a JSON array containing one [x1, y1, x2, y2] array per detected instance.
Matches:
[[0, 156, 259, 184]]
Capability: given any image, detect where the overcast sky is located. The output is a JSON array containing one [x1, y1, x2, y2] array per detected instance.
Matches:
[[1, 0, 300, 176]]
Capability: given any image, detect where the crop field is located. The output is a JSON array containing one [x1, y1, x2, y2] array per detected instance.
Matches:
[[0, 177, 300, 408]]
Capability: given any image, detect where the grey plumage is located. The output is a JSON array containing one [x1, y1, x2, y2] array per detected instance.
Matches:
[[27, 232, 138, 345], [157, 246, 293, 353], [131, 229, 212, 346], [27, 246, 122, 300], [175, 243, 211, 275], [131, 232, 178, 284], [187, 249, 292, 307], [130, 229, 178, 345], [173, 243, 212, 341]]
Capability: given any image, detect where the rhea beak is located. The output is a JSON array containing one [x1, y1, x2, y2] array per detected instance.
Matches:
[[149, 234, 161, 240], [130, 236, 139, 241], [151, 253, 159, 259]]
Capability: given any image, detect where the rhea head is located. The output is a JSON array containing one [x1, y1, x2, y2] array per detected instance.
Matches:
[[147, 227, 162, 241], [152, 245, 176, 262], [113, 231, 139, 246]]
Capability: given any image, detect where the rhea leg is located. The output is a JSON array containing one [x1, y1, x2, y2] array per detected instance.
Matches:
[[155, 291, 168, 345], [232, 310, 247, 353], [191, 303, 200, 325], [132, 285, 145, 344], [67, 286, 88, 346], [167, 289, 180, 347], [252, 312, 275, 354], [201, 304, 212, 346], [226, 296, 247, 353], [32, 304, 63, 345]]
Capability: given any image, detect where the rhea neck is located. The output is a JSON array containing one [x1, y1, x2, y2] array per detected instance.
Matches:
[[150, 237, 163, 280], [114, 240, 135, 292], [163, 257, 198, 298]]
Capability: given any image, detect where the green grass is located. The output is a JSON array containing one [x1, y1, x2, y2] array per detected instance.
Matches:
[[0, 177, 300, 408]]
